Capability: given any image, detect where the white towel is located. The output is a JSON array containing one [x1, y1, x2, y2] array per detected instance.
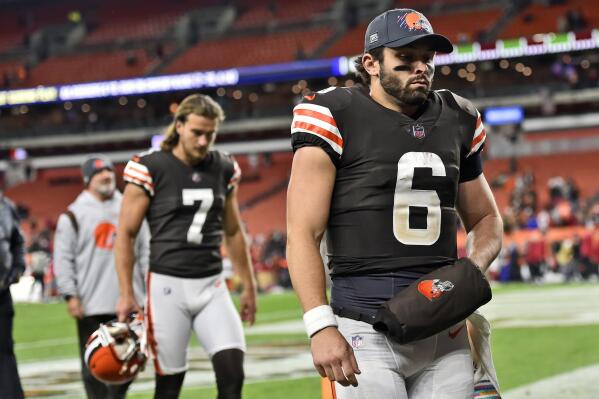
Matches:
[[468, 311, 502, 398]]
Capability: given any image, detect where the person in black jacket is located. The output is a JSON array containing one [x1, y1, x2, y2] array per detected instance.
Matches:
[[0, 191, 26, 399]]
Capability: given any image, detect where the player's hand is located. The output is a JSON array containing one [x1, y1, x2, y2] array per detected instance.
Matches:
[[239, 286, 257, 326], [66, 297, 84, 320], [116, 294, 141, 322], [311, 326, 360, 387]]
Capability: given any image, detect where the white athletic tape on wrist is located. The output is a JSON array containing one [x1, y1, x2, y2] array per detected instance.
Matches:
[[303, 305, 338, 337]]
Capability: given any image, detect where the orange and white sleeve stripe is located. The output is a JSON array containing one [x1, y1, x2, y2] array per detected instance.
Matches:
[[123, 160, 154, 196], [467, 110, 486, 157], [291, 103, 343, 157], [228, 160, 241, 191]]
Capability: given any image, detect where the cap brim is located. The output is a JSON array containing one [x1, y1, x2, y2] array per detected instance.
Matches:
[[385, 33, 454, 54]]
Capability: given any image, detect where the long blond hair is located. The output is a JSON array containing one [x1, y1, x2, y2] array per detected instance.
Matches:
[[161, 94, 225, 151]]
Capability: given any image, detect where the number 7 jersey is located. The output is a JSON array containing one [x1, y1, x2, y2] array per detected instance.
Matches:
[[123, 150, 240, 278], [291, 86, 486, 277]]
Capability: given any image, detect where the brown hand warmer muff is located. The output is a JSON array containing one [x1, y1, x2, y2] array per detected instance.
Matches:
[[372, 258, 492, 344]]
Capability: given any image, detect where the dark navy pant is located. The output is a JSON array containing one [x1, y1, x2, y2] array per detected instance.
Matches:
[[0, 289, 24, 399], [76, 314, 132, 399]]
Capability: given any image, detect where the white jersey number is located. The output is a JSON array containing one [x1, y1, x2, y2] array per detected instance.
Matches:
[[182, 189, 214, 244], [393, 152, 446, 245]]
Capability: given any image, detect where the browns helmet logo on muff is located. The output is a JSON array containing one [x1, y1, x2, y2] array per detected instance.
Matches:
[[373, 258, 492, 344], [417, 278, 454, 301]]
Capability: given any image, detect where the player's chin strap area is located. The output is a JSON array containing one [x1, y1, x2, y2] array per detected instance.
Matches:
[[373, 257, 492, 344]]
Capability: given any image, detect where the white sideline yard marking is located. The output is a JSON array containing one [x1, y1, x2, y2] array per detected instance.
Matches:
[[479, 285, 599, 328], [504, 363, 599, 399], [15, 337, 77, 350], [16, 285, 599, 398]]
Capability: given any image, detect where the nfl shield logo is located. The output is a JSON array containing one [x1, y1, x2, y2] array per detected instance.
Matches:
[[412, 124, 426, 139], [351, 335, 363, 349]]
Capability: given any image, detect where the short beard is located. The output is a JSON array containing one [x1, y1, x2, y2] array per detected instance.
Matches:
[[379, 66, 431, 107], [95, 180, 116, 198]]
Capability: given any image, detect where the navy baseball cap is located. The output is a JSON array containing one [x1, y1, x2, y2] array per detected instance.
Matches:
[[81, 154, 114, 185], [364, 9, 453, 53]]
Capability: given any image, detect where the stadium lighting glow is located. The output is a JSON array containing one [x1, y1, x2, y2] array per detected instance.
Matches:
[[484, 106, 524, 125], [0, 29, 597, 108], [0, 86, 58, 107], [59, 70, 240, 101]]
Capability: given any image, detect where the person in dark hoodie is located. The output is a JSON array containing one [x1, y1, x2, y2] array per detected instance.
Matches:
[[0, 190, 26, 399]]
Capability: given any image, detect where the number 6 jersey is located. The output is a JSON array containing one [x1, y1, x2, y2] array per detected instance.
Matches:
[[124, 150, 240, 278], [291, 86, 486, 277]]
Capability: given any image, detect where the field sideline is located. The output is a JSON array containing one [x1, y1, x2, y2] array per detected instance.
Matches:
[[13, 283, 599, 398]]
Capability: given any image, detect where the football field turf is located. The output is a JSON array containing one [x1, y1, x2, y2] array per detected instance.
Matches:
[[13, 283, 599, 398]]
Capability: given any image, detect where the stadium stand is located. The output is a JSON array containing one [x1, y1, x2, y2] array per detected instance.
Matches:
[[1, 0, 599, 291], [233, 0, 335, 29], [166, 26, 333, 72], [0, 33, 24, 52], [500, 2, 578, 38], [485, 150, 599, 214], [81, 0, 200, 44], [22, 49, 153, 86]]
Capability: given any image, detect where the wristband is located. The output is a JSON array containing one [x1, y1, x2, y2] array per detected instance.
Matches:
[[303, 305, 338, 338]]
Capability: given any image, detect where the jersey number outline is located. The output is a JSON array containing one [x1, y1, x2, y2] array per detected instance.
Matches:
[[182, 189, 214, 244], [393, 152, 446, 246]]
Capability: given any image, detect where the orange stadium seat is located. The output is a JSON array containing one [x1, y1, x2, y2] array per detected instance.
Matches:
[[498, 0, 599, 39], [5, 153, 294, 230], [426, 8, 503, 43], [484, 150, 599, 213], [324, 23, 366, 58], [235, 153, 292, 206], [6, 170, 85, 222], [23, 49, 153, 86], [500, 3, 571, 39], [234, 0, 334, 29], [82, 0, 202, 44], [84, 13, 181, 44], [0, 33, 24, 52], [166, 27, 333, 72], [242, 189, 287, 236], [0, 1, 74, 36]]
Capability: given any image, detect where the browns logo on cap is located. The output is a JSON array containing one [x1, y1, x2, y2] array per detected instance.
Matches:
[[364, 8, 453, 53]]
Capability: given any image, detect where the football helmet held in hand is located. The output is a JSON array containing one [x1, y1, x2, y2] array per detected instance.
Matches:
[[84, 313, 147, 384]]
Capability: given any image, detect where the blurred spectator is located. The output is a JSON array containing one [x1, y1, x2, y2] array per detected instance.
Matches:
[[0, 192, 26, 398], [499, 242, 522, 282], [565, 8, 587, 32], [525, 230, 547, 282], [27, 237, 51, 302]]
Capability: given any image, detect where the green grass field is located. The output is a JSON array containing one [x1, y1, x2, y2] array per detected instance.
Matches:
[[13, 283, 599, 398]]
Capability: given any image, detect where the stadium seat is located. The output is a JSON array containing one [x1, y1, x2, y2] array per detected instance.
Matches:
[[166, 27, 333, 72], [234, 0, 334, 29], [23, 49, 153, 86]]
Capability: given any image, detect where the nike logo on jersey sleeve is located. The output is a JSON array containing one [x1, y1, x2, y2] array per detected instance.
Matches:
[[467, 110, 486, 157], [124, 160, 155, 196], [291, 103, 344, 156]]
